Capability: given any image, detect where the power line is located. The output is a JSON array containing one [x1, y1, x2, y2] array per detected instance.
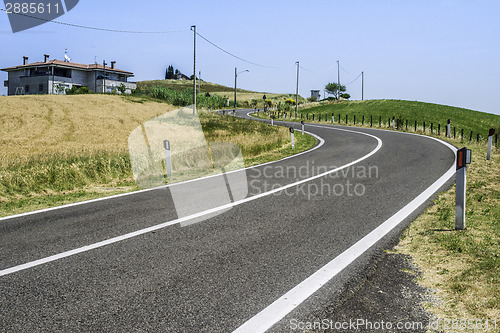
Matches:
[[299, 63, 337, 74], [0, 8, 188, 33], [195, 32, 286, 69], [345, 72, 363, 85]]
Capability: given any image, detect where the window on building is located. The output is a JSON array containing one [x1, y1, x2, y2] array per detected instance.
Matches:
[[39, 84, 44, 92], [25, 85, 30, 93]]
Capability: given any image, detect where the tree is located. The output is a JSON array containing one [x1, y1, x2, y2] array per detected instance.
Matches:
[[325, 82, 347, 100], [165, 65, 175, 79]]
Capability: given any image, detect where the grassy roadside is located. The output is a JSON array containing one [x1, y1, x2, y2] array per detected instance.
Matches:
[[0, 95, 317, 217], [394, 139, 499, 332]]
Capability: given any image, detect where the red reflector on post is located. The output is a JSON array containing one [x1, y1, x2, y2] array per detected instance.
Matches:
[[457, 150, 464, 169]]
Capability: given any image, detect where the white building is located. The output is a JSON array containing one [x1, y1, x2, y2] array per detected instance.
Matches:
[[2, 54, 136, 95]]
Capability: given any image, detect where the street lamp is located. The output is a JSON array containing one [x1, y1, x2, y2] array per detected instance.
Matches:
[[235, 67, 249, 110]]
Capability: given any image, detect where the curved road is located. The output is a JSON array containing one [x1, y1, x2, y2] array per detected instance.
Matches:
[[0, 110, 456, 332]]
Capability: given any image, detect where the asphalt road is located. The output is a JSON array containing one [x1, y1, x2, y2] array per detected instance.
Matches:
[[0, 109, 456, 332]]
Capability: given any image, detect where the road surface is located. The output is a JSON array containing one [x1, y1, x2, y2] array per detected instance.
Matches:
[[0, 110, 456, 332]]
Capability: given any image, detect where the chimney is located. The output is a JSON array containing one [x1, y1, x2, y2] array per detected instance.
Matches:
[[44, 54, 50, 62], [23, 56, 29, 65], [111, 61, 116, 69]]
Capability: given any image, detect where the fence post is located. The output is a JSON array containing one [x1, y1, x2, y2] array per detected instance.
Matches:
[[469, 131, 473, 142], [406, 119, 408, 131], [362, 115, 364, 125], [379, 116, 381, 127], [414, 120, 417, 132], [438, 123, 441, 136], [338, 114, 341, 123], [346, 114, 348, 124], [354, 115, 356, 125], [370, 115, 373, 127], [477, 133, 480, 142], [431, 123, 433, 134]]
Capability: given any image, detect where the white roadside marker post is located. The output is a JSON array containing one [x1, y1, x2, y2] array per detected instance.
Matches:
[[163, 139, 172, 177], [455, 147, 471, 230], [271, 115, 274, 126], [332, 114, 334, 124], [392, 116, 395, 130], [447, 119, 451, 138], [301, 120, 304, 135], [290, 127, 295, 149], [487, 128, 495, 160]]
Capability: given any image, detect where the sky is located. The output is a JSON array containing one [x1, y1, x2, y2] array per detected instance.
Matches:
[[1, 0, 499, 115]]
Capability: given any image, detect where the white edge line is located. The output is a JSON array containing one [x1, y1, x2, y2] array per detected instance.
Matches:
[[0, 130, 324, 223], [232, 137, 457, 333], [0, 128, 379, 277]]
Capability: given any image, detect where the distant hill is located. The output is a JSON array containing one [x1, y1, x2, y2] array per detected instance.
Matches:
[[137, 79, 306, 104], [137, 79, 254, 93]]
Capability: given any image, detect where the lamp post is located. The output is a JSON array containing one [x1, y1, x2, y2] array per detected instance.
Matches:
[[234, 67, 249, 110], [295, 61, 299, 116]]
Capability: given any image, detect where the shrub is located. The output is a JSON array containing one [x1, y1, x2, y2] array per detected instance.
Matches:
[[65, 86, 92, 95]]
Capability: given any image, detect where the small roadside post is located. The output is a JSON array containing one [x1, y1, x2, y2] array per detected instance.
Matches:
[[392, 116, 395, 130], [290, 127, 295, 149], [163, 139, 172, 177], [301, 120, 304, 135], [455, 147, 471, 230], [487, 128, 495, 160], [447, 119, 451, 138], [263, 95, 267, 114], [271, 115, 274, 126]]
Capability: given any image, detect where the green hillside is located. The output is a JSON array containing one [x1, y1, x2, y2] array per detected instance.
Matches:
[[137, 79, 253, 93], [298, 100, 500, 138]]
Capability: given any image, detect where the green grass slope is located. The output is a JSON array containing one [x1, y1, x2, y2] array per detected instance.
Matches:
[[300, 100, 500, 137]]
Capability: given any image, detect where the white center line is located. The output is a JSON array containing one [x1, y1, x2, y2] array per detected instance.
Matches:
[[0, 127, 381, 277]]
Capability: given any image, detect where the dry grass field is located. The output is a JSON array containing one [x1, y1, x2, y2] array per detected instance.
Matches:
[[0, 95, 316, 216], [0, 95, 175, 164]]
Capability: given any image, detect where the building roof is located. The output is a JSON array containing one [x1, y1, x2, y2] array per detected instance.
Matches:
[[1, 59, 134, 76]]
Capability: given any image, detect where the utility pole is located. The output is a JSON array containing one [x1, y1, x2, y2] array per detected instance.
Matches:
[[191, 25, 197, 114], [337, 60, 340, 100], [295, 61, 299, 115], [103, 60, 106, 93], [362, 71, 365, 100]]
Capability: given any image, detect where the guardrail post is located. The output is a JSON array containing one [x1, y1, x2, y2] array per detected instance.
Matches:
[[455, 147, 471, 230], [163, 140, 172, 177]]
